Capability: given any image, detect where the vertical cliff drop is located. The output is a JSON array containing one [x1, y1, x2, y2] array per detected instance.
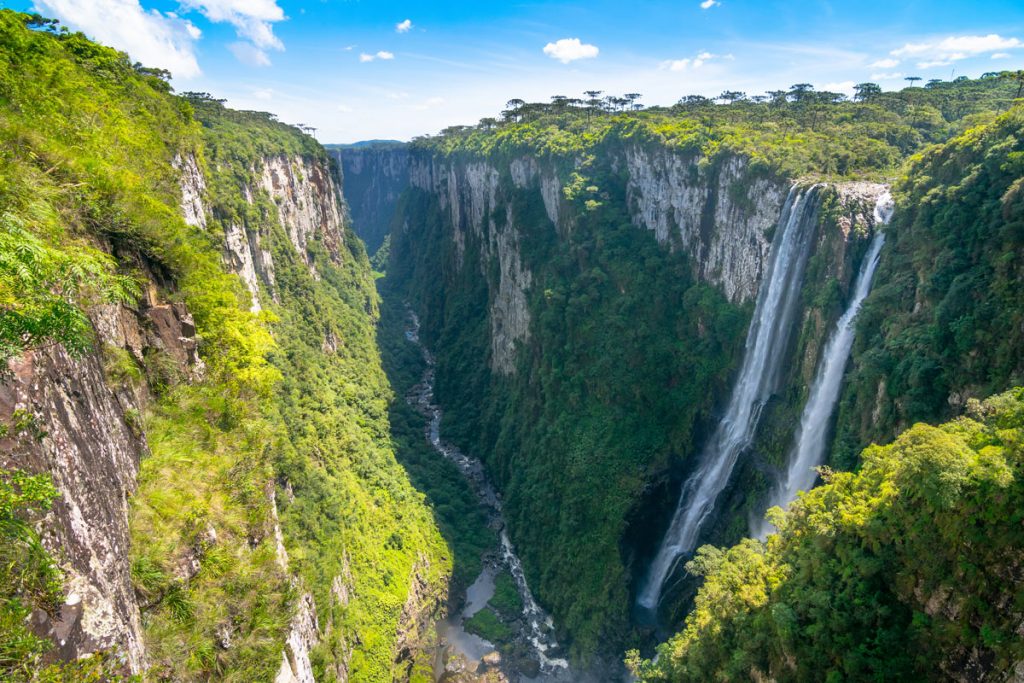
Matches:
[[753, 190, 893, 538], [638, 185, 823, 614]]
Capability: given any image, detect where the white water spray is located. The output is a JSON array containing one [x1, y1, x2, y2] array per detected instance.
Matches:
[[637, 185, 822, 612], [753, 190, 893, 539], [405, 313, 570, 676]]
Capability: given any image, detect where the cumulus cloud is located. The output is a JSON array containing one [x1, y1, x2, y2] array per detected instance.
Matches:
[[228, 41, 271, 66], [870, 71, 904, 80], [359, 51, 395, 63], [993, 52, 1011, 59], [178, 0, 286, 66], [700, 0, 720, 8], [890, 34, 1022, 68], [543, 38, 599, 64], [660, 51, 727, 71], [869, 57, 900, 68], [34, 0, 202, 77], [396, 19, 412, 33], [180, 0, 285, 49]]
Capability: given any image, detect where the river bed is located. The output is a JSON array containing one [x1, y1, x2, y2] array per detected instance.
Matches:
[[404, 311, 573, 682]]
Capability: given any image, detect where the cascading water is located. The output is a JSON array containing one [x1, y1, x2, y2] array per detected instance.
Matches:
[[405, 312, 571, 678], [752, 190, 894, 539], [637, 185, 822, 613]]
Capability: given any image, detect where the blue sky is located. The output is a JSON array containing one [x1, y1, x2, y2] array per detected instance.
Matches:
[[6, 1, 1024, 142]]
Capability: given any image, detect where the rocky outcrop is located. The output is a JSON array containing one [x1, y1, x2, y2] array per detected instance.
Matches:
[[333, 145, 409, 253], [2, 345, 145, 672], [259, 155, 347, 267], [394, 554, 447, 681], [275, 593, 320, 683], [0, 292, 210, 674], [623, 148, 789, 304], [222, 154, 345, 307], [174, 152, 208, 231]]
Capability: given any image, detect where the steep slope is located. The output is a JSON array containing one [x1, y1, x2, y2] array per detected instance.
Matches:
[[382, 81, 1018, 663], [0, 12, 449, 681], [331, 144, 410, 255], [835, 106, 1024, 467], [386, 143, 889, 659], [632, 386, 1024, 682]]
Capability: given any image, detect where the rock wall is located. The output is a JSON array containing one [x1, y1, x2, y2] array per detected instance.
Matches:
[[333, 145, 410, 254], [622, 148, 789, 304], [259, 155, 347, 267], [404, 149, 789, 374], [185, 153, 346, 310], [407, 155, 540, 374], [0, 296, 205, 673]]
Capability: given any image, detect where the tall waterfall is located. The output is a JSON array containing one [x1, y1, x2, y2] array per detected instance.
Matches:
[[753, 191, 893, 539], [637, 185, 822, 612]]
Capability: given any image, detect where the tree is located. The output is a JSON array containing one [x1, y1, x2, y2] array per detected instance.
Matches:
[[1001, 70, 1024, 100], [624, 92, 643, 109], [718, 90, 746, 104], [853, 82, 882, 102], [788, 83, 815, 103], [677, 94, 712, 109], [904, 76, 922, 87], [503, 98, 526, 122]]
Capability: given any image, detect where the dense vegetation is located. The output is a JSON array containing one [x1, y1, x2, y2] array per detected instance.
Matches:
[[0, 10, 451, 681], [416, 75, 1019, 178], [387, 74, 1024, 666], [389, 151, 751, 660], [631, 387, 1024, 681], [835, 105, 1024, 467]]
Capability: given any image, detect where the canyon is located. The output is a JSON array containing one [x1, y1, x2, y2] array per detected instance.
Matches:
[[3, 11, 1024, 683]]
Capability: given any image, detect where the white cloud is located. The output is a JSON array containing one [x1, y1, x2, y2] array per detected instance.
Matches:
[[360, 51, 395, 63], [869, 58, 900, 68], [992, 52, 1011, 59], [700, 0, 720, 8], [660, 50, 726, 71], [821, 80, 855, 94], [890, 34, 1021, 68], [870, 71, 904, 80], [413, 96, 445, 111], [336, 104, 353, 112], [543, 38, 599, 64], [180, 0, 285, 50], [252, 87, 274, 100], [228, 41, 271, 66], [396, 19, 412, 33], [34, 0, 202, 77]]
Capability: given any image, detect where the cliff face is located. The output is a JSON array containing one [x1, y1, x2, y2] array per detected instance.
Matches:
[[387, 140, 889, 661], [333, 145, 410, 254], [623, 147, 789, 304], [0, 291, 205, 672], [214, 153, 348, 311], [401, 148, 793, 375]]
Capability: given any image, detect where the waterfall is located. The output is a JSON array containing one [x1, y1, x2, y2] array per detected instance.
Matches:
[[753, 190, 893, 539], [637, 185, 822, 613]]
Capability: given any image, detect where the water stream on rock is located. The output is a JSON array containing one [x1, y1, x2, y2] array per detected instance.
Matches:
[[752, 191, 893, 539], [405, 312, 572, 681], [637, 185, 822, 614]]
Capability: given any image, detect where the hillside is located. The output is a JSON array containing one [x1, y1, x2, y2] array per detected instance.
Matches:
[[0, 11, 448, 681]]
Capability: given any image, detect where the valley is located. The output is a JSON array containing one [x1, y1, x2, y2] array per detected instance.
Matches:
[[1, 6, 1024, 683]]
